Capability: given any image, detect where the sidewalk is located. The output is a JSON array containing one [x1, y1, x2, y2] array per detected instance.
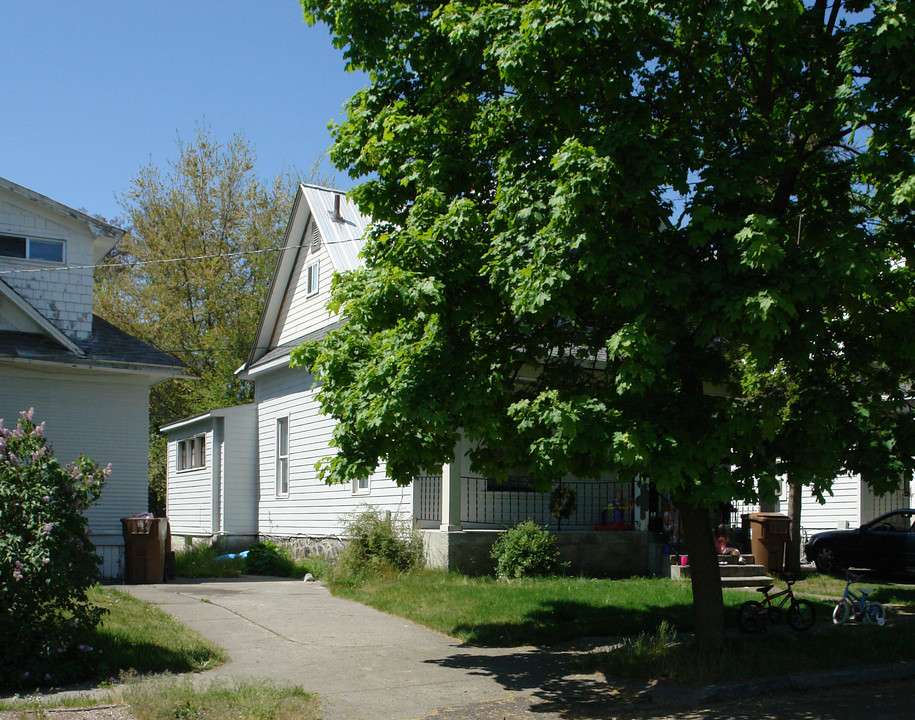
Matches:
[[119, 578, 585, 720]]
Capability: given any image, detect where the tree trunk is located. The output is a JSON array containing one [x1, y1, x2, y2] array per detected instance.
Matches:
[[678, 499, 725, 649], [785, 477, 802, 575]]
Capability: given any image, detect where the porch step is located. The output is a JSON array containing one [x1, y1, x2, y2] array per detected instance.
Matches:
[[670, 561, 772, 588]]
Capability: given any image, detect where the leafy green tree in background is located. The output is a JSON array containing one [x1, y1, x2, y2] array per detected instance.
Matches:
[[96, 126, 309, 512], [297, 0, 915, 647]]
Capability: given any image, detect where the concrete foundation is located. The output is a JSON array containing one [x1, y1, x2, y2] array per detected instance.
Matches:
[[422, 529, 653, 577], [259, 534, 347, 562]]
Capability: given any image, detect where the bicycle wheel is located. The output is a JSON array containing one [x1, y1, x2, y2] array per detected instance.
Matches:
[[863, 601, 886, 627], [738, 601, 766, 633], [787, 599, 816, 631], [832, 600, 851, 625]]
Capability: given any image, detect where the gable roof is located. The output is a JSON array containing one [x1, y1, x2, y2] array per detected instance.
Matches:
[[241, 184, 370, 374], [0, 175, 124, 262], [0, 277, 86, 355], [0, 310, 184, 376]]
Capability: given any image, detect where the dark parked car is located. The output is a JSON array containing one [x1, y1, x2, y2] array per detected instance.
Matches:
[[805, 509, 915, 574]]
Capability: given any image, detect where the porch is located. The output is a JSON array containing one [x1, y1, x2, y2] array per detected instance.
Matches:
[[412, 473, 660, 577]]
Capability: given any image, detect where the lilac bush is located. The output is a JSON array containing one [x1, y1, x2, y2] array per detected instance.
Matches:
[[0, 409, 110, 687]]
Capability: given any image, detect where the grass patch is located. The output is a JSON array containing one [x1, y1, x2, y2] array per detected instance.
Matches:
[[174, 542, 328, 580], [67, 587, 225, 687], [579, 622, 915, 687], [797, 572, 915, 604], [327, 570, 790, 646], [175, 544, 245, 578], [121, 676, 321, 720], [330, 570, 915, 686], [0, 678, 320, 720]]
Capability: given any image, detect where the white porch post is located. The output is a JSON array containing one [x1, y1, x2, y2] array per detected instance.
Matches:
[[439, 434, 464, 532]]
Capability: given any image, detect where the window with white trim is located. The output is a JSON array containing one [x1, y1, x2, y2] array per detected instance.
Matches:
[[352, 477, 370, 494], [305, 260, 319, 297], [0, 233, 65, 263], [177, 435, 206, 471], [276, 417, 289, 496]]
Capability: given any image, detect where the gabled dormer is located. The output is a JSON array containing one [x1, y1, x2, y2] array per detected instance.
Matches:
[[239, 184, 370, 378], [0, 176, 122, 342]]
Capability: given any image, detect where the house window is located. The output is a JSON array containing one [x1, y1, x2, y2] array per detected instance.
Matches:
[[276, 417, 289, 496], [177, 435, 206, 471], [0, 233, 65, 263], [352, 477, 370, 494], [305, 260, 319, 297]]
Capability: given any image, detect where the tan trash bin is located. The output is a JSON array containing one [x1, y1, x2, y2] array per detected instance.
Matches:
[[749, 513, 790, 572]]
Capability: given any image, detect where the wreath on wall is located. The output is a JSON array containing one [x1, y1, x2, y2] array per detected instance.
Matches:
[[550, 484, 577, 525]]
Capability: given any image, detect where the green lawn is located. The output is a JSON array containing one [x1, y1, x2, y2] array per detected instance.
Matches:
[[329, 569, 915, 686]]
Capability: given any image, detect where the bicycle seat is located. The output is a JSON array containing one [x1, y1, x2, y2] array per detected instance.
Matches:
[[756, 584, 774, 594], [860, 587, 874, 596]]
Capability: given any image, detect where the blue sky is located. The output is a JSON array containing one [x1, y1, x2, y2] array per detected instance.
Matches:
[[2, 1, 366, 224]]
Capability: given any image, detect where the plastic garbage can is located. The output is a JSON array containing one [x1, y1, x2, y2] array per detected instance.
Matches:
[[122, 516, 169, 584], [749, 512, 790, 572]]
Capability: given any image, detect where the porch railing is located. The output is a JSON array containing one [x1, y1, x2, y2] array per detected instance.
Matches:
[[414, 475, 635, 531]]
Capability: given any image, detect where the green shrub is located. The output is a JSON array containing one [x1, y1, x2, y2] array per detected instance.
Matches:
[[0, 409, 109, 688], [328, 507, 423, 586], [244, 541, 297, 577], [175, 543, 245, 578], [491, 520, 561, 579]]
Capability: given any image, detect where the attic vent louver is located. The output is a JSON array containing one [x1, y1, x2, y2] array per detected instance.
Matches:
[[331, 193, 344, 223], [311, 223, 322, 251]]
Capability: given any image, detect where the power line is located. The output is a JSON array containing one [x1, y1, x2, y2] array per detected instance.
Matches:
[[0, 237, 366, 277]]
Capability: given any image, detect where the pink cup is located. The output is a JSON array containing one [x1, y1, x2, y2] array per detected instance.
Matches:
[[680, 555, 688, 566]]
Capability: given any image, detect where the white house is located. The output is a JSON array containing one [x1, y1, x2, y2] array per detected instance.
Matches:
[[227, 183, 648, 575], [161, 404, 258, 550], [165, 182, 910, 575], [0, 176, 184, 578]]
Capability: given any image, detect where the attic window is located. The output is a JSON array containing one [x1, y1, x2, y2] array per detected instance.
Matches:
[[305, 260, 319, 297], [311, 223, 322, 251], [0, 233, 65, 263]]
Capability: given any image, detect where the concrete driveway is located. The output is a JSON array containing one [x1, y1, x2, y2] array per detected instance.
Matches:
[[121, 578, 610, 720]]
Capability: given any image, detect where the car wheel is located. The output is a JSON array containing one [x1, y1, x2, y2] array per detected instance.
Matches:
[[788, 600, 816, 631], [814, 546, 839, 575]]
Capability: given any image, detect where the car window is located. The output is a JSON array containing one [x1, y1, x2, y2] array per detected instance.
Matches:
[[873, 513, 913, 532]]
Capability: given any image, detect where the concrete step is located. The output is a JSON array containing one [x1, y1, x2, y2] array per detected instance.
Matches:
[[669, 554, 758, 566], [670, 563, 773, 588]]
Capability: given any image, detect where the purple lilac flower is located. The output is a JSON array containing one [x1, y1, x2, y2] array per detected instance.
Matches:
[[13, 568, 22, 581], [42, 495, 51, 503], [20, 408, 34, 422], [43, 523, 54, 535], [77, 644, 93, 652]]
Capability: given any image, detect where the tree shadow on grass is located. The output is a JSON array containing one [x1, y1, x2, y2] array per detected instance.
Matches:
[[449, 598, 697, 647]]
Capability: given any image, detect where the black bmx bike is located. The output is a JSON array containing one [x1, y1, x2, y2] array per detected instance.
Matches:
[[737, 572, 816, 633]]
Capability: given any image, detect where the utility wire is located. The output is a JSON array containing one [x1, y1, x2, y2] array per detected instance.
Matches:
[[0, 237, 365, 277]]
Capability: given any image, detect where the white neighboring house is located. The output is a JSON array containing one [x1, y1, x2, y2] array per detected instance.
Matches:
[[0, 176, 184, 579], [161, 404, 258, 550], [226, 183, 648, 576]]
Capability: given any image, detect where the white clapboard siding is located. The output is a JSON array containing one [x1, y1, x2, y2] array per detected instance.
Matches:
[[165, 423, 215, 535], [255, 365, 413, 537], [1, 364, 150, 561], [221, 405, 258, 535], [274, 235, 337, 346], [797, 474, 863, 532]]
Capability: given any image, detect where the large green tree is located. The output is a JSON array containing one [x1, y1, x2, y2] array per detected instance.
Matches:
[[296, 0, 915, 646], [96, 127, 299, 510]]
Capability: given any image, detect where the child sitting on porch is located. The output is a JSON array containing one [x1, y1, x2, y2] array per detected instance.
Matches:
[[715, 524, 745, 564]]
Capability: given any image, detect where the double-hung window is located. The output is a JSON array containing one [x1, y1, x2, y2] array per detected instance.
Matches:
[[0, 233, 65, 263], [352, 477, 370, 494], [305, 260, 319, 297], [177, 435, 206, 471], [276, 417, 289, 496]]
